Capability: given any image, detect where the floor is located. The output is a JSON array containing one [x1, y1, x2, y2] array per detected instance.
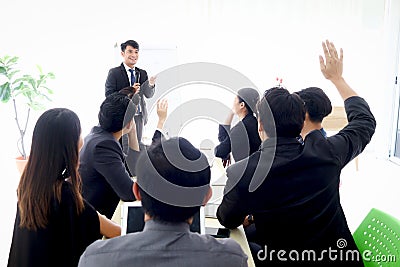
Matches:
[[1, 151, 399, 265]]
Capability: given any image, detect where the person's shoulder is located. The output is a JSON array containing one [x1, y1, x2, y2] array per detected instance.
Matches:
[[243, 113, 257, 122], [195, 234, 248, 258], [106, 64, 124, 79], [60, 181, 74, 199], [136, 66, 148, 75], [82, 234, 138, 257], [109, 63, 124, 71], [84, 129, 117, 149], [242, 114, 258, 129], [229, 150, 260, 171]]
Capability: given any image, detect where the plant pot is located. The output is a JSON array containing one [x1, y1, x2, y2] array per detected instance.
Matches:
[[16, 156, 28, 175]]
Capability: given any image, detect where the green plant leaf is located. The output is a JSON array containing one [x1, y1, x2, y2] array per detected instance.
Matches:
[[36, 65, 43, 73], [14, 85, 31, 97], [11, 82, 26, 93], [40, 93, 52, 102], [0, 55, 11, 64], [8, 70, 20, 80], [47, 72, 55, 79], [28, 101, 45, 111], [6, 56, 19, 65], [13, 78, 25, 85], [0, 66, 6, 74], [0, 82, 11, 102], [42, 86, 54, 94], [22, 75, 37, 90]]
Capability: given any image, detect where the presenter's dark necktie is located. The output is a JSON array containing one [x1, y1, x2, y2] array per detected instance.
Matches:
[[129, 69, 141, 113], [129, 69, 135, 86]]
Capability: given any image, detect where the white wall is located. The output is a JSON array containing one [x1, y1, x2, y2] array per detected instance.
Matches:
[[0, 0, 399, 159]]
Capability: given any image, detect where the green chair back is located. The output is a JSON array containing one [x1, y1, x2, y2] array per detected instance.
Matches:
[[353, 208, 400, 267]]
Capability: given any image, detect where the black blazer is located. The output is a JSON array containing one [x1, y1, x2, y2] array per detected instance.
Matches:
[[79, 127, 164, 219], [79, 126, 138, 219], [105, 63, 155, 124], [214, 113, 261, 162], [217, 96, 376, 265]]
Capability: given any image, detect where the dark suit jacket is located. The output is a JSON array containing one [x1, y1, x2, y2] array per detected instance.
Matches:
[[217, 96, 376, 266], [214, 113, 261, 162], [105, 63, 155, 124], [79, 127, 164, 219], [79, 126, 138, 219]]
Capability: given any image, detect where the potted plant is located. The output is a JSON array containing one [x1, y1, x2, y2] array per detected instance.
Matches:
[[0, 55, 55, 173]]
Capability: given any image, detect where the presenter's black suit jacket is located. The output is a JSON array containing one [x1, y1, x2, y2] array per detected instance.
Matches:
[[105, 63, 155, 125], [217, 96, 376, 266]]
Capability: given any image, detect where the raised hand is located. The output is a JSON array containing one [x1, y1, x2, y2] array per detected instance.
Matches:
[[157, 99, 168, 128], [149, 76, 157, 86], [319, 40, 343, 82]]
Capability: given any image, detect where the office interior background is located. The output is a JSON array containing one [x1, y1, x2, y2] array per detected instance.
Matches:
[[1, 0, 400, 265]]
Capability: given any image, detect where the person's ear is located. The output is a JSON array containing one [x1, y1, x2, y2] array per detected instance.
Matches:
[[258, 119, 268, 140], [133, 182, 142, 200], [202, 186, 213, 206], [258, 119, 264, 134], [123, 120, 134, 133]]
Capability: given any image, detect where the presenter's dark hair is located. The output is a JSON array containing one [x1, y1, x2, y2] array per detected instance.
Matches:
[[121, 40, 139, 51], [98, 92, 135, 133], [257, 87, 305, 138], [17, 108, 84, 231], [137, 137, 211, 223], [296, 87, 332, 123]]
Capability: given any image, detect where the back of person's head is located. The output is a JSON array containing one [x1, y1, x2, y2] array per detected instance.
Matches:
[[257, 87, 305, 138], [296, 87, 332, 123], [237, 87, 260, 115], [18, 108, 84, 230], [136, 137, 211, 223], [119, 86, 140, 105], [98, 92, 135, 133], [121, 40, 139, 51]]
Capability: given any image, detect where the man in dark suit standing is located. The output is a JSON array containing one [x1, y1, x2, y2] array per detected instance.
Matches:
[[105, 40, 156, 149]]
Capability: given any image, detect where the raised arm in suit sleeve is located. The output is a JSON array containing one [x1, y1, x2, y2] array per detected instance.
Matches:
[[105, 69, 118, 97], [139, 70, 155, 99], [93, 140, 135, 201], [214, 124, 232, 160], [125, 148, 140, 177], [328, 96, 376, 167], [319, 41, 376, 167]]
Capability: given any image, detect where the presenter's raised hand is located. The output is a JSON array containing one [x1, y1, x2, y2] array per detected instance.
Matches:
[[149, 76, 157, 86], [319, 40, 343, 82]]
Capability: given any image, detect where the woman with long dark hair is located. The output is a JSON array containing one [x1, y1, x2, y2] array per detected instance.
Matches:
[[8, 108, 120, 267]]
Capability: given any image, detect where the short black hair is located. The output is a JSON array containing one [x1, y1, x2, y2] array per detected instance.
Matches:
[[136, 137, 211, 223], [296, 87, 332, 123], [98, 92, 135, 133], [257, 87, 305, 138], [121, 40, 139, 51], [237, 87, 260, 114]]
